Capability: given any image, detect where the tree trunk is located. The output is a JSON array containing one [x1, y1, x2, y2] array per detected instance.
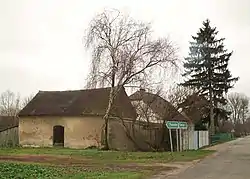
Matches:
[[102, 87, 115, 150], [102, 69, 116, 150], [209, 88, 215, 136], [102, 108, 110, 150]]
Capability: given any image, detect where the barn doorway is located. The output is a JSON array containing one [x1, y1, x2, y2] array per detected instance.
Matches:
[[53, 125, 64, 147]]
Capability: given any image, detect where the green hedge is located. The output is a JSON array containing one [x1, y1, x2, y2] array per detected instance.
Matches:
[[211, 133, 234, 144]]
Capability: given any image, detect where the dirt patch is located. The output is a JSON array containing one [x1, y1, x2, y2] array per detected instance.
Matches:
[[103, 163, 175, 172], [150, 160, 202, 179], [0, 155, 92, 165], [0, 155, 175, 173]]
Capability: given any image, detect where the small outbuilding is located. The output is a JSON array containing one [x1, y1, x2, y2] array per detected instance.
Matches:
[[18, 87, 136, 149]]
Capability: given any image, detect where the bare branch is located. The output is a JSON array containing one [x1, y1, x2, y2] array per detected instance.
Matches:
[[226, 92, 249, 124], [84, 9, 180, 150], [21, 94, 35, 109], [0, 90, 21, 116], [84, 9, 179, 89]]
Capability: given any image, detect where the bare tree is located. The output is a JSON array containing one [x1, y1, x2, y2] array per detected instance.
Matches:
[[21, 94, 34, 109], [240, 96, 249, 124], [218, 120, 234, 133], [227, 92, 249, 124], [244, 117, 250, 134], [84, 9, 178, 149], [0, 90, 21, 116], [167, 85, 197, 108], [227, 93, 241, 124], [125, 86, 182, 151]]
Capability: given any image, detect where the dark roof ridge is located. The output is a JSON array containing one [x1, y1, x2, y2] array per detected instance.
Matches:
[[38, 86, 125, 93], [18, 86, 135, 118]]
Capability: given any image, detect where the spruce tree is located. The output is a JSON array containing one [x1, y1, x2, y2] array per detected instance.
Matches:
[[181, 19, 239, 135]]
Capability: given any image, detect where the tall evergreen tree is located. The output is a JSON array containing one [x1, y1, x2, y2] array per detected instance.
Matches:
[[181, 19, 239, 135]]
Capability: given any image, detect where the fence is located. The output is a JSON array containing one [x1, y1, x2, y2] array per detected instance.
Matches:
[[107, 118, 209, 151], [0, 116, 19, 147], [211, 133, 234, 145], [183, 130, 209, 150], [0, 126, 19, 147], [108, 118, 166, 151]]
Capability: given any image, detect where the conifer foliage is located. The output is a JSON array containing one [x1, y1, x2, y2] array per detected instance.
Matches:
[[181, 19, 239, 134]]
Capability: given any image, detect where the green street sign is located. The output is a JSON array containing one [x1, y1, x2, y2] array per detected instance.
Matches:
[[166, 121, 179, 129], [179, 122, 188, 129], [166, 121, 188, 129]]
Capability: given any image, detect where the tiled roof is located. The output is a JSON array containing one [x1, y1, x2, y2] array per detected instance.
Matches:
[[130, 89, 189, 122], [19, 87, 136, 119]]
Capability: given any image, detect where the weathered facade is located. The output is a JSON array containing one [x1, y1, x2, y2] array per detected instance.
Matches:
[[18, 87, 137, 149], [19, 116, 104, 148], [19, 115, 165, 151], [18, 87, 191, 151]]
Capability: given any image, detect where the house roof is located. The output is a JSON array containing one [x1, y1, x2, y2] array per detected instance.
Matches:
[[178, 93, 209, 123], [0, 116, 19, 132], [178, 93, 208, 109], [18, 87, 137, 119], [129, 89, 190, 122]]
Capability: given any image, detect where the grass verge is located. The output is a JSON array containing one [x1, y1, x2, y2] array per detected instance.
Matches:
[[0, 148, 215, 178], [0, 148, 214, 163]]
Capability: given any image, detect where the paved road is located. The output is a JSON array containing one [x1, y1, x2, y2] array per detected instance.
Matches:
[[167, 136, 250, 179]]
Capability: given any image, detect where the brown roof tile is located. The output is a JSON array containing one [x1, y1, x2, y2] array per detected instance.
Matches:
[[18, 87, 136, 119], [178, 93, 208, 109]]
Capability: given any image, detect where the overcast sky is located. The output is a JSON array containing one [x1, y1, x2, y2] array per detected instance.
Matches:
[[0, 0, 249, 97]]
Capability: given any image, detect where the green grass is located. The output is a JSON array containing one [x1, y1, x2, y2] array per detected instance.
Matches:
[[171, 150, 214, 161], [0, 147, 214, 163], [66, 172, 142, 179], [0, 148, 214, 179], [0, 162, 142, 179]]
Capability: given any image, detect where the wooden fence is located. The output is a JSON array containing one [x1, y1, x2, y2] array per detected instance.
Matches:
[[0, 127, 19, 147], [183, 130, 209, 150], [108, 118, 168, 151]]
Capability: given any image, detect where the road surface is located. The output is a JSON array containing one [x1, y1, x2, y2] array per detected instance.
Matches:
[[167, 136, 250, 179]]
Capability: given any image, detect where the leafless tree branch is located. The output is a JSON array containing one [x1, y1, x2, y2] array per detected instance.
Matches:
[[84, 9, 179, 149]]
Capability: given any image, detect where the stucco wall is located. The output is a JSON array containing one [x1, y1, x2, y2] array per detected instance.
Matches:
[[19, 116, 166, 151], [19, 116, 104, 148]]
